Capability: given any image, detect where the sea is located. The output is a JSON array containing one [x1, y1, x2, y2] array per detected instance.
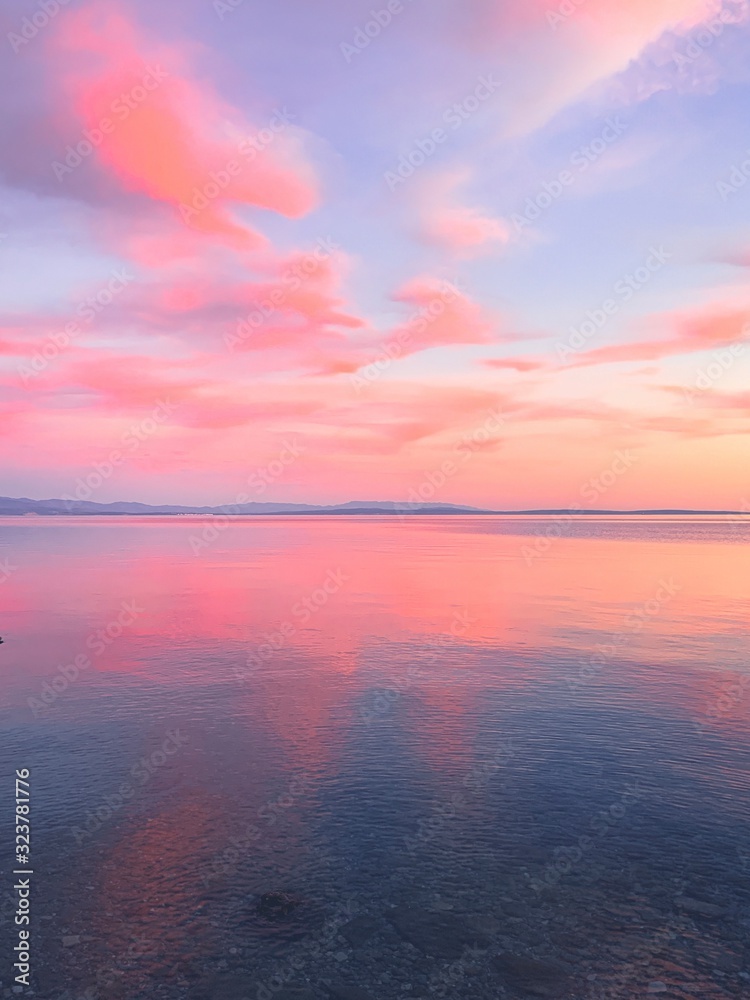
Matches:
[[0, 515, 748, 999]]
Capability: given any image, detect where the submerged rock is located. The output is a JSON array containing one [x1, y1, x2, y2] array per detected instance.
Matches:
[[492, 953, 571, 997], [385, 905, 491, 959]]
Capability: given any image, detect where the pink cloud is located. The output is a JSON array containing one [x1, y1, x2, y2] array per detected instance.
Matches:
[[53, 2, 319, 249], [466, 0, 733, 133], [301, 277, 508, 376], [412, 170, 511, 258], [660, 386, 750, 413], [389, 276, 498, 350], [422, 206, 511, 257], [2, 256, 509, 387], [571, 305, 750, 367], [7, 351, 515, 454], [482, 357, 547, 372]]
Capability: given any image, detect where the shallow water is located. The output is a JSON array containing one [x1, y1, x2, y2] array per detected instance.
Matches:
[[0, 515, 749, 999]]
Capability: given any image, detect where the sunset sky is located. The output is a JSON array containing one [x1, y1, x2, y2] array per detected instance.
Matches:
[[1, 0, 749, 508]]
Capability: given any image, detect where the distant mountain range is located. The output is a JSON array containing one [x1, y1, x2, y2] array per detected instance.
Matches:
[[0, 496, 484, 516], [1, 496, 748, 517]]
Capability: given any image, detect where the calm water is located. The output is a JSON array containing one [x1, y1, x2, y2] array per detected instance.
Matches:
[[1, 516, 749, 1000]]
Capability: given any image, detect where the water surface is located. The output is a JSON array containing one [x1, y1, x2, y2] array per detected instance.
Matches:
[[1, 516, 749, 999]]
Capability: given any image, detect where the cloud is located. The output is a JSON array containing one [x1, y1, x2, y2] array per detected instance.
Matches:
[[412, 170, 511, 258], [388, 276, 498, 349], [50, 2, 319, 250], [482, 357, 547, 372], [2, 0, 748, 506], [462, 0, 736, 134], [570, 304, 750, 367], [308, 276, 508, 377], [422, 205, 511, 257]]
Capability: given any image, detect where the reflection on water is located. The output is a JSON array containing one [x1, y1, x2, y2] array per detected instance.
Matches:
[[0, 516, 749, 999]]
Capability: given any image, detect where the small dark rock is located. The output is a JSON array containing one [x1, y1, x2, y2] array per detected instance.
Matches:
[[492, 953, 571, 997]]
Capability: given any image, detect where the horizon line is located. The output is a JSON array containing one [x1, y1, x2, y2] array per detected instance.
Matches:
[[2, 495, 750, 517]]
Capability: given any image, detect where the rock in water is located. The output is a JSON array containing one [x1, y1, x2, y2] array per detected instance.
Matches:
[[492, 953, 571, 997], [257, 891, 303, 919]]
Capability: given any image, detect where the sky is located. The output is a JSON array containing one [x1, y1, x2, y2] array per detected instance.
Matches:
[[1, 0, 749, 509]]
